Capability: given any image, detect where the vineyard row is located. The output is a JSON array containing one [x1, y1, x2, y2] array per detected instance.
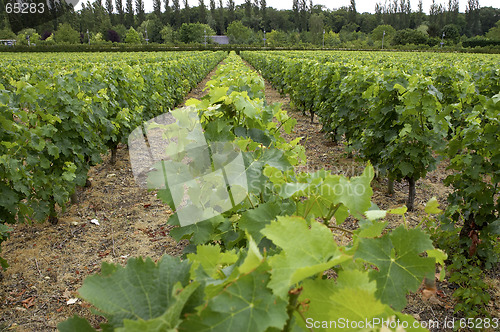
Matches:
[[0, 51, 226, 254], [58, 52, 438, 332]]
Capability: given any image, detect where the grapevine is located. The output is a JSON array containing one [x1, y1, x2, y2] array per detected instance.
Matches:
[[58, 53, 438, 332]]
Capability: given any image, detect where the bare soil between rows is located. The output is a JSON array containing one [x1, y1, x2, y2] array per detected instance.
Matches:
[[1, 59, 498, 332]]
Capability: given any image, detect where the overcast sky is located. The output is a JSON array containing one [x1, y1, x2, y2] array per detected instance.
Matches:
[[76, 0, 498, 15]]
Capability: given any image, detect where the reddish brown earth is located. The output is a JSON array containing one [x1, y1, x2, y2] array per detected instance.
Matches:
[[0, 60, 498, 332]]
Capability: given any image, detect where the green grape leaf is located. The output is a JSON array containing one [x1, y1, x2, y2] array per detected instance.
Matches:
[[179, 267, 288, 332], [238, 201, 293, 244], [234, 95, 258, 118], [117, 282, 199, 332], [427, 248, 447, 281], [297, 271, 391, 331], [78, 255, 195, 327], [120, 321, 176, 332], [0, 185, 19, 218], [185, 98, 202, 107], [57, 315, 97, 332], [261, 216, 350, 298], [424, 197, 442, 215], [209, 87, 229, 103], [356, 219, 388, 238], [365, 209, 387, 221], [169, 215, 224, 245], [239, 233, 264, 274], [47, 144, 60, 158], [388, 206, 407, 215], [331, 164, 374, 218], [61, 162, 77, 182], [354, 226, 435, 310], [0, 256, 9, 271], [399, 161, 414, 177], [278, 182, 311, 199], [187, 245, 238, 280], [393, 83, 407, 93], [235, 127, 272, 146], [485, 219, 500, 235], [243, 149, 291, 196], [392, 312, 429, 332], [333, 204, 349, 225]]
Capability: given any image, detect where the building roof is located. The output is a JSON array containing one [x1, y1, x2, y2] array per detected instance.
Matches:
[[210, 36, 229, 45]]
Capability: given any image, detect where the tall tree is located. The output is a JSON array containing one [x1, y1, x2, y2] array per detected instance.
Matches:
[[480, 7, 500, 34], [210, 0, 217, 24], [447, 0, 459, 25], [153, 0, 162, 17], [183, 0, 190, 24], [429, 0, 445, 35], [415, 0, 424, 26], [253, 0, 259, 16], [125, 0, 134, 28], [164, 0, 170, 25], [172, 0, 180, 27], [299, 0, 308, 32], [90, 0, 112, 36], [349, 0, 357, 23], [309, 13, 324, 44], [465, 0, 481, 36], [0, 0, 8, 31], [106, 0, 114, 25], [227, 0, 235, 24], [116, 0, 125, 25], [218, 0, 225, 34], [398, 0, 411, 29], [135, 0, 145, 26], [210, 0, 216, 14], [199, 0, 207, 24], [244, 0, 252, 20], [260, 0, 267, 31], [390, 0, 397, 27], [293, 0, 300, 29], [429, 0, 438, 24], [79, 2, 91, 34]]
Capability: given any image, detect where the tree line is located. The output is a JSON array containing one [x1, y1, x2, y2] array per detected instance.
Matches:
[[0, 0, 499, 47]]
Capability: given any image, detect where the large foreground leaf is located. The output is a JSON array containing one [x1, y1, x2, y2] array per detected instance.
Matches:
[[296, 270, 429, 331], [58, 315, 97, 332], [354, 226, 435, 310], [261, 216, 350, 298], [238, 200, 294, 245], [78, 255, 196, 328], [328, 164, 374, 219], [180, 266, 288, 332], [117, 282, 199, 332], [297, 270, 387, 331]]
